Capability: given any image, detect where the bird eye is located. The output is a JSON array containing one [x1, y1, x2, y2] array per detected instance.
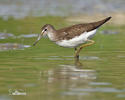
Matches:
[[44, 29, 47, 31]]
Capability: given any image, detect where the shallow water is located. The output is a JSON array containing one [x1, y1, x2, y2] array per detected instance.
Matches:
[[0, 17, 125, 100], [0, 32, 15, 39], [0, 43, 30, 51], [0, 51, 125, 100]]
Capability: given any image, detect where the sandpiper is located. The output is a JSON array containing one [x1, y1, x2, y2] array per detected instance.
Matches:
[[33, 17, 111, 59]]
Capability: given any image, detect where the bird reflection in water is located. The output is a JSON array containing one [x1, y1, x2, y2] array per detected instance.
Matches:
[[38, 59, 96, 98], [74, 57, 83, 68], [40, 59, 96, 84]]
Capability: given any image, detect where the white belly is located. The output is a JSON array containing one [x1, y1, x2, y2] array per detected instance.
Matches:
[[56, 29, 97, 48]]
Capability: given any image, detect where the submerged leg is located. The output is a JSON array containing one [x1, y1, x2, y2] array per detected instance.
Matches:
[[74, 47, 79, 59], [75, 40, 95, 58]]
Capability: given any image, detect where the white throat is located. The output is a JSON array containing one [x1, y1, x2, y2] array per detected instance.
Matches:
[[47, 32, 55, 41]]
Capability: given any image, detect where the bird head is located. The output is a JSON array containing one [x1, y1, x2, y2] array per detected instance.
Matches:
[[33, 24, 54, 46]]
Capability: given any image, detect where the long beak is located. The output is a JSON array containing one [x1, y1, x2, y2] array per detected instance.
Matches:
[[33, 31, 44, 46]]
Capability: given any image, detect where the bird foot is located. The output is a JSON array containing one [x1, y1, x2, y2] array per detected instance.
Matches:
[[74, 55, 79, 60]]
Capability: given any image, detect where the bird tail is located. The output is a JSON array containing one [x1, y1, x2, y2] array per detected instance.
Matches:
[[91, 16, 112, 29]]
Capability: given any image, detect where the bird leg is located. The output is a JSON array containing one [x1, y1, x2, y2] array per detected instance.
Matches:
[[74, 48, 79, 59], [75, 40, 95, 58]]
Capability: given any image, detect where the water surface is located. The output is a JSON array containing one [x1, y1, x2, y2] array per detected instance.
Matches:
[[0, 51, 125, 100]]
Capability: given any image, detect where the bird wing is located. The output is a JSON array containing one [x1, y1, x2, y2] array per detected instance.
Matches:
[[56, 17, 111, 40]]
